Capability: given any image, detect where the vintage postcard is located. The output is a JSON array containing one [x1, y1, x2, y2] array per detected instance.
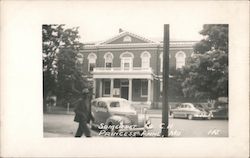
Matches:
[[1, 1, 249, 157]]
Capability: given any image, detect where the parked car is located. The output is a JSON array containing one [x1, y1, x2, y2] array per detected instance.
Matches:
[[210, 103, 228, 119], [90, 97, 153, 136], [171, 103, 213, 120]]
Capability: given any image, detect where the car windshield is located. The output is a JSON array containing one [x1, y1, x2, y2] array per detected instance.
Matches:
[[109, 100, 130, 108]]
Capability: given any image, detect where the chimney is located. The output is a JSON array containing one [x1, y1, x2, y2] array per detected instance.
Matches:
[[119, 28, 123, 33]]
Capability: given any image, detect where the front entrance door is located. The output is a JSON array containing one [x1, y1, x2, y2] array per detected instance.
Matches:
[[121, 87, 129, 100]]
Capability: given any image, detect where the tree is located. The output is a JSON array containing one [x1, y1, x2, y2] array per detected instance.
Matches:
[[181, 24, 228, 101], [43, 25, 65, 111], [42, 25, 85, 110], [168, 68, 185, 100]]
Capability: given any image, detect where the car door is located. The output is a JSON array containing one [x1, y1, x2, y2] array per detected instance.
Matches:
[[91, 100, 101, 125], [185, 104, 193, 117], [97, 101, 110, 125], [174, 104, 183, 117], [180, 104, 187, 118]]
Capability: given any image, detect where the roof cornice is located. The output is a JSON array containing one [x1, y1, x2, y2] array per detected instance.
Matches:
[[83, 41, 196, 50]]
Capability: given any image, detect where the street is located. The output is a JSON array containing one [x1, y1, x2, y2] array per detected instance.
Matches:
[[44, 113, 228, 137]]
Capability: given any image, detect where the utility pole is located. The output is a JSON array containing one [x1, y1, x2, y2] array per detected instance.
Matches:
[[161, 24, 169, 137]]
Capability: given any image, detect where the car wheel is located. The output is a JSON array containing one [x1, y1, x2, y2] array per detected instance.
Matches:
[[188, 114, 193, 120]]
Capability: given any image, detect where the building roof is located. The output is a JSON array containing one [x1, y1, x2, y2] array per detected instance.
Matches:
[[97, 30, 160, 45], [82, 30, 198, 50]]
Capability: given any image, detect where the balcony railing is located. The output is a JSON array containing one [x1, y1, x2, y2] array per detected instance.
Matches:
[[93, 67, 153, 73]]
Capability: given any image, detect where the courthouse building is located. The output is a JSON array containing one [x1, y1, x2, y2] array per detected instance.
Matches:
[[78, 29, 196, 107]]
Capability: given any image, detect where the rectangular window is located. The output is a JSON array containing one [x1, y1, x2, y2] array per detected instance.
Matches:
[[124, 62, 130, 70], [141, 80, 148, 97], [104, 80, 111, 96], [105, 62, 112, 68], [176, 61, 185, 69], [142, 59, 149, 68]]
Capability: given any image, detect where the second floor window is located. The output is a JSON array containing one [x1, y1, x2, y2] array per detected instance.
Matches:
[[88, 53, 97, 72], [89, 63, 96, 72], [120, 52, 134, 70], [175, 51, 186, 69], [141, 51, 151, 68], [104, 52, 113, 68]]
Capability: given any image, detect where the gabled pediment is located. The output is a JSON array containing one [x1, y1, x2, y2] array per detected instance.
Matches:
[[98, 31, 158, 45]]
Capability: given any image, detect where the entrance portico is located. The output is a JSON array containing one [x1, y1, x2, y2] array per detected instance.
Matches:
[[92, 67, 154, 105]]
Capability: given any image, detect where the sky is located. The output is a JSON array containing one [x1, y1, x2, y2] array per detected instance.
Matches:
[[77, 23, 204, 43], [63, 2, 208, 43]]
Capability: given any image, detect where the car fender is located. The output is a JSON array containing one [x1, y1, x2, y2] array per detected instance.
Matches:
[[105, 115, 131, 125], [137, 114, 147, 127]]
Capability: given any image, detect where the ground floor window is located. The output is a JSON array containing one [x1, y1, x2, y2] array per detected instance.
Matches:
[[103, 80, 111, 96], [141, 80, 148, 97]]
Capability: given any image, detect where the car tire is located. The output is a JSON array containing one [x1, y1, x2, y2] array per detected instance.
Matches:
[[188, 114, 193, 120]]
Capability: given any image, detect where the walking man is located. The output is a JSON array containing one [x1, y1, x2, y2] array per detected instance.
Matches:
[[74, 88, 92, 137]]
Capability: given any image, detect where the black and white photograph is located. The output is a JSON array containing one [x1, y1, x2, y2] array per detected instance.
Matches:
[[43, 24, 229, 138], [1, 1, 249, 157]]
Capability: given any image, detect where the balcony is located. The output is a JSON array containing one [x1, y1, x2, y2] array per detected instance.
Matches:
[[92, 67, 154, 79], [94, 67, 152, 72]]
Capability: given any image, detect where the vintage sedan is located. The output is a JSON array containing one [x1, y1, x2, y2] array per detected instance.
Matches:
[[90, 97, 153, 136], [171, 103, 213, 120], [210, 104, 228, 119]]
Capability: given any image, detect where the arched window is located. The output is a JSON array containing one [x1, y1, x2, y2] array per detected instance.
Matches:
[[140, 51, 151, 68], [123, 36, 132, 42], [87, 53, 97, 72], [175, 51, 186, 69], [104, 52, 114, 68], [120, 52, 134, 70]]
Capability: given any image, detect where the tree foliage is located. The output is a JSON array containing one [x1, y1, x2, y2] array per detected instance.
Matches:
[[180, 24, 228, 100], [42, 24, 85, 108], [43, 25, 64, 99]]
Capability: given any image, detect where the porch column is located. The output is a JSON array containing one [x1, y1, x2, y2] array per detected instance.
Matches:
[[128, 79, 132, 101], [99, 79, 102, 97], [110, 78, 114, 97], [93, 79, 96, 99], [147, 79, 151, 103]]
